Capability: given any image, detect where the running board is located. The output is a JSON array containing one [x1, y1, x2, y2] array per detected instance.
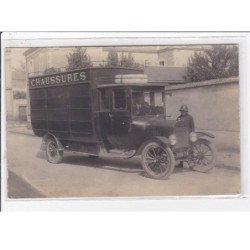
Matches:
[[100, 148, 136, 159]]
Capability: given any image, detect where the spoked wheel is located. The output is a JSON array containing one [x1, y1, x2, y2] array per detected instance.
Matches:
[[141, 142, 175, 179], [188, 139, 216, 172], [46, 138, 63, 164]]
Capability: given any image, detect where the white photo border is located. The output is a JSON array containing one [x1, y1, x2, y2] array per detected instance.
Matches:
[[1, 32, 249, 211]]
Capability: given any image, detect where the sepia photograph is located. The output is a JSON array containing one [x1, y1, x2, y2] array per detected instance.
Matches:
[[4, 42, 240, 199]]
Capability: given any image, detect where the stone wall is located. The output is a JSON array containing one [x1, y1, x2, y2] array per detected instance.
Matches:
[[165, 77, 240, 151]]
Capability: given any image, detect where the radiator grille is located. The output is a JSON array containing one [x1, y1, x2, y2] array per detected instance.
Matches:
[[174, 127, 189, 148]]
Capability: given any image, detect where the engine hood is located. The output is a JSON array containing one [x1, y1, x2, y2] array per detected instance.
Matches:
[[131, 116, 176, 135]]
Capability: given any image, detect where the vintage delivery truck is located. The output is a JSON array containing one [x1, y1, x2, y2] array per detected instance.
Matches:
[[28, 67, 216, 179]]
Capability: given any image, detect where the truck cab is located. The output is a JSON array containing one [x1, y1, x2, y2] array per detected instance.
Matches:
[[96, 80, 173, 151]]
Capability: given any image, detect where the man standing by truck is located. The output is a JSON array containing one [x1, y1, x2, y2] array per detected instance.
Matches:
[[176, 105, 195, 168], [176, 104, 195, 133]]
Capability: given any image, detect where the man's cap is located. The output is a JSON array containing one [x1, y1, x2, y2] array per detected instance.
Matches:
[[180, 105, 188, 112]]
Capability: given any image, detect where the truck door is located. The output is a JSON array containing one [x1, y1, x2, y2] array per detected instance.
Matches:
[[98, 87, 131, 149], [109, 88, 131, 147], [98, 88, 113, 145]]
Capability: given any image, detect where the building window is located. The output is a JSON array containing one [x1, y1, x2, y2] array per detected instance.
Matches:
[[159, 60, 165, 66], [18, 106, 27, 121]]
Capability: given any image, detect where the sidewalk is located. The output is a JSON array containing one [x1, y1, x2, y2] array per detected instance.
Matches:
[[7, 123, 35, 137], [216, 150, 240, 171]]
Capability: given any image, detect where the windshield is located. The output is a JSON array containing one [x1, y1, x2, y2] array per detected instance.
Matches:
[[132, 91, 165, 116]]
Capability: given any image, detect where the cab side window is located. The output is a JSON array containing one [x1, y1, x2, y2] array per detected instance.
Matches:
[[113, 89, 127, 110]]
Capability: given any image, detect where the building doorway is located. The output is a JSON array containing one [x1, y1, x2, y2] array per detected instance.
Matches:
[[18, 106, 27, 121]]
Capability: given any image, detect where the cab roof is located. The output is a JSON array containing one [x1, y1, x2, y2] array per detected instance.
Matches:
[[97, 83, 167, 89]]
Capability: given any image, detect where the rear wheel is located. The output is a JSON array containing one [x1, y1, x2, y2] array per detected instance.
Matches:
[[141, 142, 175, 179], [188, 139, 216, 172], [46, 138, 63, 164]]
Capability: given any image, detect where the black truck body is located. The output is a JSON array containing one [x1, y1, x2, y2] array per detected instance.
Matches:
[[29, 67, 143, 155]]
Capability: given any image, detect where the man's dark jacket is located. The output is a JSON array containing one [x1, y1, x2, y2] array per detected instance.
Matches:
[[176, 114, 195, 132]]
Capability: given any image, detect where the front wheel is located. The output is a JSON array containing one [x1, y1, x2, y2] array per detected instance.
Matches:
[[46, 138, 63, 164], [141, 142, 175, 179], [188, 139, 216, 172]]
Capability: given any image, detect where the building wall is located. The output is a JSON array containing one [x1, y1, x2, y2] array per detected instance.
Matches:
[[12, 79, 26, 90], [158, 50, 175, 66], [86, 47, 107, 65], [50, 48, 73, 69], [173, 49, 197, 67], [13, 99, 27, 120], [6, 90, 14, 119], [5, 49, 14, 119], [26, 48, 70, 75], [157, 49, 198, 67], [165, 81, 240, 150], [12, 81, 27, 122], [117, 52, 158, 66]]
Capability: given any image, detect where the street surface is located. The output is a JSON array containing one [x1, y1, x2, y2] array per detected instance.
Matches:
[[6, 132, 240, 198]]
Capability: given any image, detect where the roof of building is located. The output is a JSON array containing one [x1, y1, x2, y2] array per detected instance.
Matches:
[[103, 46, 159, 53], [157, 45, 210, 53], [103, 45, 210, 54], [144, 66, 186, 83], [165, 76, 239, 91], [97, 83, 166, 89]]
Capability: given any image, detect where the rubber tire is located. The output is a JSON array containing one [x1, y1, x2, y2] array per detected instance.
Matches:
[[141, 142, 175, 179], [46, 138, 63, 164], [189, 139, 217, 173]]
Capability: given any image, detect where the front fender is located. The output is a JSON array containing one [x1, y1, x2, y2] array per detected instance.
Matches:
[[40, 133, 64, 151], [135, 136, 171, 156], [196, 131, 215, 139]]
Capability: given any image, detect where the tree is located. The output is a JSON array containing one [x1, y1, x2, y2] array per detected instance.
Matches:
[[127, 52, 136, 67], [120, 53, 128, 67], [66, 47, 92, 71], [228, 45, 239, 76], [184, 45, 239, 82], [119, 52, 141, 69], [106, 50, 119, 67]]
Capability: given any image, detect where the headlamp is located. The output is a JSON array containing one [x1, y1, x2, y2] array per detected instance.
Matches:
[[190, 132, 197, 142], [169, 134, 177, 145]]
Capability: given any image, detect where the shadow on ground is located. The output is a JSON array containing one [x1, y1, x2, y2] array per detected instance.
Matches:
[[36, 151, 193, 178]]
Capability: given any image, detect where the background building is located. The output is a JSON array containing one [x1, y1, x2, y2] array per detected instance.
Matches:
[[23, 47, 73, 76], [5, 48, 14, 119], [23, 45, 206, 75], [5, 49, 27, 121]]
